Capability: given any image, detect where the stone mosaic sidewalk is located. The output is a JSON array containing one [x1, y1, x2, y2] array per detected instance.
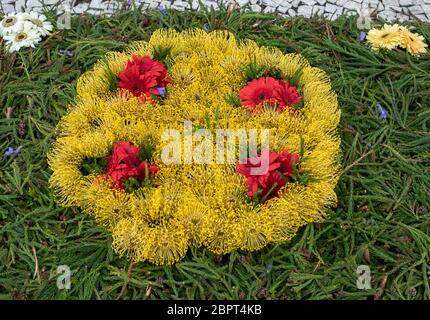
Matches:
[[1, 0, 430, 22]]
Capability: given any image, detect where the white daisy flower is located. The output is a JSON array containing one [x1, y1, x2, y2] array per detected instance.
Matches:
[[3, 21, 42, 53], [0, 13, 26, 36], [21, 12, 53, 37]]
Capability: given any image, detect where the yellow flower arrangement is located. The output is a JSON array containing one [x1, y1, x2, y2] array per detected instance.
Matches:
[[48, 29, 341, 265]]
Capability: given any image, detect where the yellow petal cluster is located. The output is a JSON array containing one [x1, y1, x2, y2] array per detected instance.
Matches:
[[367, 24, 427, 55]]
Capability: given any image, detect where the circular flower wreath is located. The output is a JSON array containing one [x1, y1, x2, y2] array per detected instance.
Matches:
[[48, 29, 341, 265]]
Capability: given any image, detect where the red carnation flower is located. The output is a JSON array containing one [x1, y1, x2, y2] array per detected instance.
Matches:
[[236, 149, 299, 201], [118, 55, 169, 102], [274, 80, 302, 112], [106, 141, 159, 189], [239, 77, 279, 111]]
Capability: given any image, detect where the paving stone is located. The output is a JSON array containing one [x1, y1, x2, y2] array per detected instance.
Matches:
[[325, 3, 339, 13], [277, 2, 291, 13], [40, 0, 60, 5], [3, 0, 428, 23], [399, 0, 413, 6], [172, 0, 188, 9], [414, 13, 428, 21], [1, 3, 16, 13], [297, 5, 312, 16], [250, 4, 260, 11], [159, 0, 172, 8], [27, 0, 38, 5], [421, 4, 430, 15], [236, 0, 250, 6], [291, 0, 300, 8], [312, 5, 324, 15], [276, 4, 288, 13], [335, 0, 348, 6], [343, 1, 361, 11], [301, 0, 316, 6], [14, 0, 26, 11], [390, 5, 402, 12], [410, 4, 425, 13], [287, 8, 297, 16], [72, 3, 90, 14]]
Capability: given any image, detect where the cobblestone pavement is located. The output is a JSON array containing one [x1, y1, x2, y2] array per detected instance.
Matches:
[[1, 0, 430, 22]]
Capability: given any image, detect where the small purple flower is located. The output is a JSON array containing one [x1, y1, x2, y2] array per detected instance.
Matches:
[[59, 49, 74, 58], [361, 139, 372, 148], [418, 205, 427, 214], [159, 5, 167, 15], [4, 146, 22, 156], [359, 31, 366, 42], [156, 87, 166, 98], [203, 23, 209, 33], [377, 104, 388, 120]]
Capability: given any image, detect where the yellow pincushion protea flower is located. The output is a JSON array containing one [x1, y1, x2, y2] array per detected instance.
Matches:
[[48, 29, 342, 265], [367, 24, 402, 50], [399, 26, 428, 55]]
